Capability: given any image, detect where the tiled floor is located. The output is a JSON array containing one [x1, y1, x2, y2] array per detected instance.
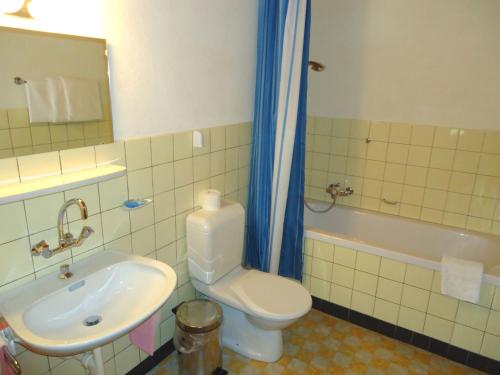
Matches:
[[150, 309, 484, 374]]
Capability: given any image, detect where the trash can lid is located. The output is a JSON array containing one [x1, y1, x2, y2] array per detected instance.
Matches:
[[175, 299, 223, 334]]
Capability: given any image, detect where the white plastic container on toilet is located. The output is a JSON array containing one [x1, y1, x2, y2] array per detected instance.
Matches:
[[186, 200, 311, 362]]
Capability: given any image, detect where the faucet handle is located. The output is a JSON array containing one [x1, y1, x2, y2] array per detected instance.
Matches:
[[31, 240, 51, 258], [59, 264, 73, 279], [81, 226, 94, 239], [60, 264, 70, 273]]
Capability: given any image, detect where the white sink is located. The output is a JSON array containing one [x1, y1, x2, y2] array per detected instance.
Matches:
[[0, 251, 177, 356]]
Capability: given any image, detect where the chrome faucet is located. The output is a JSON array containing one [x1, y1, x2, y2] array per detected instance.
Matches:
[[31, 198, 94, 259], [326, 183, 354, 199]]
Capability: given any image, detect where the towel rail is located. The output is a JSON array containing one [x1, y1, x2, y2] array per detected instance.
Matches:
[[2, 347, 21, 374], [14, 77, 27, 85]]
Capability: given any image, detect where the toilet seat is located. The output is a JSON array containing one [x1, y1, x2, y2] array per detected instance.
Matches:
[[191, 266, 312, 321]]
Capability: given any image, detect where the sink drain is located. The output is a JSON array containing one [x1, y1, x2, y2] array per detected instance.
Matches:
[[83, 315, 102, 327]]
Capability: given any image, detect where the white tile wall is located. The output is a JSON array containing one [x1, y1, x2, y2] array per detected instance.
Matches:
[[0, 122, 251, 375]]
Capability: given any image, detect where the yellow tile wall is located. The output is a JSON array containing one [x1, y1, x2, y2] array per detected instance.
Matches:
[[0, 122, 251, 375], [305, 117, 500, 236], [303, 237, 500, 361], [0, 106, 114, 158]]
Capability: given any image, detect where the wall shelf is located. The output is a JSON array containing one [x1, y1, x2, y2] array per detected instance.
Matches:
[[0, 164, 126, 205]]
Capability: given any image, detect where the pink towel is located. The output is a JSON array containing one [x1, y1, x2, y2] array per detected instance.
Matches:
[[1, 347, 15, 375], [129, 313, 159, 356]]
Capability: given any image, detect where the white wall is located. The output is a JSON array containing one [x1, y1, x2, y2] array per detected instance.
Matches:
[[103, 0, 257, 139], [309, 0, 500, 130], [0, 0, 258, 138]]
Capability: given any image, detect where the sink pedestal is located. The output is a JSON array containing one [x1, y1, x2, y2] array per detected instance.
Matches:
[[80, 347, 105, 375]]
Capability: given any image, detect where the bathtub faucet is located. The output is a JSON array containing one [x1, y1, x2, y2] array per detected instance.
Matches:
[[326, 183, 354, 199]]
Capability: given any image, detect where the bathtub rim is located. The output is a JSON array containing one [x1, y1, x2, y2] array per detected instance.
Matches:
[[304, 203, 500, 286]]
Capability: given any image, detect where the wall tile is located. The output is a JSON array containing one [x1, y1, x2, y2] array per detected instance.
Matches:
[[311, 258, 333, 281], [333, 245, 356, 268], [423, 314, 454, 343], [374, 298, 399, 324], [401, 285, 429, 312], [454, 301, 489, 331], [332, 264, 354, 288], [174, 185, 194, 214], [376, 278, 403, 304], [486, 310, 500, 336], [398, 306, 425, 333], [481, 334, 500, 361], [404, 264, 433, 290], [24, 193, 64, 233], [128, 168, 153, 198], [152, 163, 174, 195], [351, 290, 375, 315], [0, 237, 33, 286], [411, 125, 434, 146], [151, 134, 173, 165], [130, 203, 155, 232], [210, 126, 226, 152], [60, 147, 96, 173], [0, 158, 20, 186], [174, 158, 193, 188], [483, 131, 500, 155], [355, 252, 380, 275], [353, 270, 378, 295], [101, 207, 131, 243], [18, 152, 61, 182], [313, 240, 334, 262], [0, 201, 28, 244], [433, 128, 458, 149], [173, 132, 193, 160], [427, 292, 458, 320], [457, 129, 484, 152], [379, 258, 406, 282], [310, 276, 330, 300], [125, 137, 151, 171], [95, 142, 125, 168], [99, 175, 128, 211], [329, 283, 352, 307], [131, 225, 156, 256], [451, 324, 483, 353]]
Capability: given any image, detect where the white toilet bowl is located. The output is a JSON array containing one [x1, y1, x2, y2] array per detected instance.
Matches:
[[186, 200, 312, 362], [191, 265, 312, 362]]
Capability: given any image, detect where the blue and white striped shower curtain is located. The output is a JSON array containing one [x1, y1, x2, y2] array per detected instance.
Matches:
[[245, 0, 311, 280]]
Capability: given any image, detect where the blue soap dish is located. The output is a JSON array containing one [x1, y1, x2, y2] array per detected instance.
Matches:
[[123, 198, 152, 210]]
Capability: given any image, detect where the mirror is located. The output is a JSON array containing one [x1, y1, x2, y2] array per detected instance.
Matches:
[[0, 27, 113, 159]]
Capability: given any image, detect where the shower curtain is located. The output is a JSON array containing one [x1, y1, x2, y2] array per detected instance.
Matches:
[[244, 0, 311, 280]]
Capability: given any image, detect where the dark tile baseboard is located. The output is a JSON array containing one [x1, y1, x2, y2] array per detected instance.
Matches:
[[312, 296, 500, 374], [127, 339, 175, 375]]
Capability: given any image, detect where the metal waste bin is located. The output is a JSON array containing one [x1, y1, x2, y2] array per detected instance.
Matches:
[[173, 299, 223, 375]]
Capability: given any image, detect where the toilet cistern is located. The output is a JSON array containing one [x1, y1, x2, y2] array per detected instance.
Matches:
[[31, 198, 94, 259]]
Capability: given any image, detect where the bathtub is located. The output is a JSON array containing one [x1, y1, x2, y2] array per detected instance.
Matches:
[[304, 201, 500, 286]]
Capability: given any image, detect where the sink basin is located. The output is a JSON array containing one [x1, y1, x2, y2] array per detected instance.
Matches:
[[0, 251, 176, 355]]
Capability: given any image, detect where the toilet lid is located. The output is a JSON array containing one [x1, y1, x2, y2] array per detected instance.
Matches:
[[231, 269, 312, 320]]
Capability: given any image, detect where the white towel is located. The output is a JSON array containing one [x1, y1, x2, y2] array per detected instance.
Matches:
[[24, 77, 67, 123], [60, 77, 102, 122], [441, 256, 483, 303]]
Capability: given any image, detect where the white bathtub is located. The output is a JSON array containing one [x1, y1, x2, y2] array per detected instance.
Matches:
[[304, 201, 500, 286]]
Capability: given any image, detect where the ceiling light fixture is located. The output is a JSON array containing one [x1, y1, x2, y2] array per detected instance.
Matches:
[[2, 0, 33, 19]]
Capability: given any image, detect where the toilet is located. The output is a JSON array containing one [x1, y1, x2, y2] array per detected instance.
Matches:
[[186, 200, 312, 362]]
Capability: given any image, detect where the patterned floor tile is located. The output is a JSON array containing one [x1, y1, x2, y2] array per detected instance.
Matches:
[[150, 309, 485, 375]]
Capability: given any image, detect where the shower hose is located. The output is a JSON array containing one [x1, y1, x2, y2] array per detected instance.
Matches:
[[304, 194, 337, 213]]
